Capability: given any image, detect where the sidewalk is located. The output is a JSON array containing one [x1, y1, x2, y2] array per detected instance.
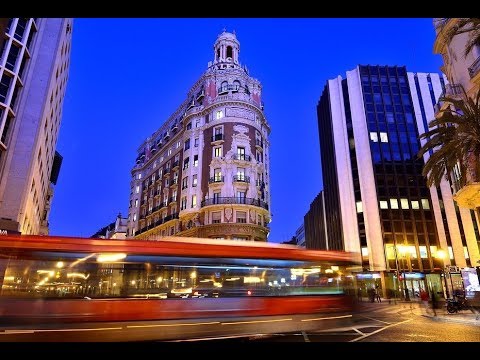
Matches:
[[356, 298, 480, 326]]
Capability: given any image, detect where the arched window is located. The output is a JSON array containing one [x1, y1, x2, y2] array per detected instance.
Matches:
[[216, 48, 220, 60], [226, 46, 233, 59], [220, 81, 228, 93], [233, 80, 241, 91]]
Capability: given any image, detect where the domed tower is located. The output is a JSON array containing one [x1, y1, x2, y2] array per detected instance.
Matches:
[[128, 30, 271, 242]]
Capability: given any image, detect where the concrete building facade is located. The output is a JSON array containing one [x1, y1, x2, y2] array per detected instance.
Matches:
[[0, 18, 72, 235], [127, 31, 271, 242]]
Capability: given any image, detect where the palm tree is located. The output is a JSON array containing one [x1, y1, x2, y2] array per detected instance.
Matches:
[[441, 18, 480, 58], [418, 86, 480, 190]]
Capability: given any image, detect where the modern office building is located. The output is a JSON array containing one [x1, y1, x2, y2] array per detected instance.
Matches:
[[127, 31, 271, 241], [91, 213, 128, 239], [304, 191, 328, 250], [0, 18, 72, 235], [317, 65, 480, 295]]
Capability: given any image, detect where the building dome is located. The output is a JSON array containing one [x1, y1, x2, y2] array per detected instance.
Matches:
[[215, 30, 238, 45]]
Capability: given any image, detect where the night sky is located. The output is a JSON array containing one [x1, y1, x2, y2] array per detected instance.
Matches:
[[49, 18, 443, 242]]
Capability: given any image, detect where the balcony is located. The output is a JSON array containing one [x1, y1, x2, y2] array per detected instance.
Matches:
[[233, 175, 250, 183], [209, 176, 224, 184], [170, 178, 178, 187], [172, 160, 180, 169], [164, 168, 171, 176], [255, 139, 264, 149], [218, 84, 240, 94], [453, 182, 480, 209], [469, 56, 480, 82], [201, 197, 269, 210], [211, 134, 224, 143], [232, 154, 251, 162]]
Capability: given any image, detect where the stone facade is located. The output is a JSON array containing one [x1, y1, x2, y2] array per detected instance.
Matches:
[[128, 31, 271, 242]]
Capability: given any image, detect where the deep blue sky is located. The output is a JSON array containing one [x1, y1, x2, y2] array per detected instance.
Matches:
[[49, 18, 443, 242]]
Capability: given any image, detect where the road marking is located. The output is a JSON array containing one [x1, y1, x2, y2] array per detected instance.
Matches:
[[358, 315, 391, 324], [350, 318, 413, 342], [127, 321, 220, 329], [301, 331, 310, 342], [221, 318, 292, 325], [352, 328, 365, 336], [301, 314, 352, 322]]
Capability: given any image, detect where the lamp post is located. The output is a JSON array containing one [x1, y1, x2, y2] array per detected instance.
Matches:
[[398, 245, 410, 301]]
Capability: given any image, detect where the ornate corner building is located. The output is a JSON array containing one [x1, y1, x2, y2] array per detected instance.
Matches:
[[127, 31, 271, 242]]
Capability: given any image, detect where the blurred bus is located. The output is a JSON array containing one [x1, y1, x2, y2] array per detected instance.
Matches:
[[0, 234, 360, 341]]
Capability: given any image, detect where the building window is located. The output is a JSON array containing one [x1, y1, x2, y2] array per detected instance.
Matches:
[[411, 200, 420, 209], [379, 201, 388, 209], [419, 246, 428, 259], [216, 110, 224, 119], [400, 198, 409, 209], [237, 191, 246, 204], [195, 119, 200, 128], [176, 141, 181, 148], [194, 138, 199, 147], [389, 198, 399, 209], [369, 132, 378, 142], [184, 139, 190, 151], [356, 201, 363, 213], [237, 147, 246, 160], [172, 189, 177, 199], [193, 155, 198, 167], [192, 195, 197, 208], [181, 197, 187, 210], [257, 214, 262, 226], [135, 199, 138, 207], [448, 246, 454, 260], [0, 73, 12, 103], [182, 177, 188, 190], [183, 157, 189, 170], [236, 211, 247, 223], [136, 186, 140, 194], [214, 168, 222, 181], [192, 174, 197, 187], [212, 211, 221, 224], [421, 199, 430, 210], [361, 247, 368, 257], [186, 122, 192, 130], [464, 246, 470, 259], [236, 167, 245, 181], [214, 147, 222, 158], [379, 132, 388, 143], [213, 192, 221, 204], [133, 214, 137, 222]]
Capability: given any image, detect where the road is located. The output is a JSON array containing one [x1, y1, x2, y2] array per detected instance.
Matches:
[[244, 302, 480, 342]]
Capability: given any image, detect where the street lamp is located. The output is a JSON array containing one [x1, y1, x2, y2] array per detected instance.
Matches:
[[398, 245, 410, 301]]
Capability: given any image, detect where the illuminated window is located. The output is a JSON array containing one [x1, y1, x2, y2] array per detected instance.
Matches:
[[192, 195, 197, 208], [193, 155, 198, 167], [133, 214, 137, 222], [379, 200, 388, 209], [356, 201, 363, 213], [390, 198, 399, 209], [400, 198, 409, 209], [176, 141, 181, 148], [448, 247, 454, 260], [212, 211, 221, 224], [216, 110, 223, 119], [236, 211, 247, 223], [385, 244, 395, 260], [379, 132, 389, 143], [168, 148, 172, 156], [181, 197, 187, 210], [136, 186, 140, 194], [421, 199, 430, 210], [214, 146, 222, 158], [214, 168, 222, 181], [135, 199, 138, 207], [369, 132, 378, 142], [411, 200, 419, 209], [464, 246, 470, 259], [361, 247, 368, 257], [192, 174, 197, 187], [138, 173, 142, 179], [419, 246, 428, 259]]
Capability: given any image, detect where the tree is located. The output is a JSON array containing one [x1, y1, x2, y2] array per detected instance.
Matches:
[[418, 86, 480, 189], [442, 18, 480, 58]]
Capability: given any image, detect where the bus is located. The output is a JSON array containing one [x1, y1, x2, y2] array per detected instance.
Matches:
[[0, 234, 360, 341]]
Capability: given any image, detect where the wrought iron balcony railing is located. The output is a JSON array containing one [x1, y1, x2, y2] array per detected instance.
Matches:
[[232, 154, 251, 161], [209, 176, 224, 183], [233, 175, 250, 183], [201, 197, 268, 210], [211, 134, 224, 142]]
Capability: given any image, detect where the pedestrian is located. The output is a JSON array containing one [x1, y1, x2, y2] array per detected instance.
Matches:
[[375, 285, 382, 303]]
